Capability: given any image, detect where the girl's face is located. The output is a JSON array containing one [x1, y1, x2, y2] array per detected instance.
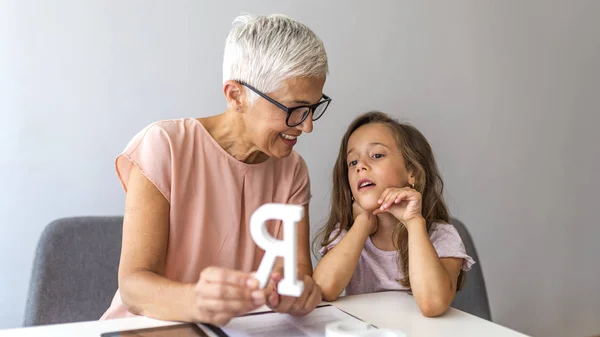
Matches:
[[346, 123, 414, 212]]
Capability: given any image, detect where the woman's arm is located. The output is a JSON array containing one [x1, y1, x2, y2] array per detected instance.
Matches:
[[313, 213, 375, 302], [405, 218, 463, 317], [118, 165, 266, 325]]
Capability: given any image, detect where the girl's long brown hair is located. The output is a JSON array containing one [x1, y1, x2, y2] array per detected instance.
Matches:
[[315, 111, 464, 290]]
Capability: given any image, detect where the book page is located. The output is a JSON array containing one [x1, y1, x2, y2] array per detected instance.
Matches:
[[221, 305, 370, 337]]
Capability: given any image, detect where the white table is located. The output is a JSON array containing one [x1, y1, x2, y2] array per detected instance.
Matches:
[[0, 291, 529, 337]]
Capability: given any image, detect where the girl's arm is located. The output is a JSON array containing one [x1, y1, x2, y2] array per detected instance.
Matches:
[[313, 213, 376, 301], [376, 187, 463, 317], [406, 217, 463, 317]]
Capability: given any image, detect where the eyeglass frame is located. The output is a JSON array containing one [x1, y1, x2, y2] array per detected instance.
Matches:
[[237, 81, 332, 127]]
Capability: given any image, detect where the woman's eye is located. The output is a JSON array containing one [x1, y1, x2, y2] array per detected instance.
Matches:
[[348, 160, 358, 167], [373, 153, 384, 159]]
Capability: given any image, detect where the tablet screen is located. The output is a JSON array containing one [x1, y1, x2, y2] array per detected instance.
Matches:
[[100, 323, 223, 337]]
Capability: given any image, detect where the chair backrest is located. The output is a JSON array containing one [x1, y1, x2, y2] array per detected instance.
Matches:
[[23, 216, 123, 326], [449, 217, 492, 321]]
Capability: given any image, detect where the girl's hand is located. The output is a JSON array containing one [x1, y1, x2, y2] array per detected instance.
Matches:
[[373, 187, 425, 230], [353, 201, 378, 235]]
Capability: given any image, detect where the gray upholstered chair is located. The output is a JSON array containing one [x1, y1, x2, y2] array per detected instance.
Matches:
[[449, 217, 492, 321], [23, 216, 123, 326]]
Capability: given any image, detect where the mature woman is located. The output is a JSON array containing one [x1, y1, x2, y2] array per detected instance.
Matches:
[[100, 13, 331, 326]]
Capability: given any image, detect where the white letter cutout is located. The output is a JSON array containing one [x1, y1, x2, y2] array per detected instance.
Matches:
[[250, 203, 304, 297]]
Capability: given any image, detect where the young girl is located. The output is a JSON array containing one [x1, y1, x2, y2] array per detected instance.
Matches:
[[313, 111, 475, 317]]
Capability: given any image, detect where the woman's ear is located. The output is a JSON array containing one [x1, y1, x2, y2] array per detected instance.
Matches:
[[223, 80, 246, 111]]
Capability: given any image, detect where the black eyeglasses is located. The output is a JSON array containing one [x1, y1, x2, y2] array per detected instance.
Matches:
[[238, 81, 332, 127]]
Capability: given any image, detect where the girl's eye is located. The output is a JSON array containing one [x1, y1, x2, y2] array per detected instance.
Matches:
[[348, 160, 358, 167], [373, 153, 384, 159]]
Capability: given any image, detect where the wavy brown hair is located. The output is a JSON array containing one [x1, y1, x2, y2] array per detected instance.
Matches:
[[315, 111, 464, 290]]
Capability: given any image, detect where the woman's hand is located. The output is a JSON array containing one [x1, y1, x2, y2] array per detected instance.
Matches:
[[373, 187, 424, 231], [352, 201, 378, 235], [267, 272, 322, 316], [192, 267, 269, 326]]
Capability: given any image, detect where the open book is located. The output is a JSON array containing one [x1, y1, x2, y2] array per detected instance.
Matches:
[[207, 304, 374, 337], [101, 305, 374, 337]]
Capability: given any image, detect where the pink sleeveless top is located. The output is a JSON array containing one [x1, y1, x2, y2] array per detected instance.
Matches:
[[100, 118, 311, 319]]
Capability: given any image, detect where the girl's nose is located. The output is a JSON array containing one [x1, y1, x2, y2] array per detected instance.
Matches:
[[356, 160, 369, 172]]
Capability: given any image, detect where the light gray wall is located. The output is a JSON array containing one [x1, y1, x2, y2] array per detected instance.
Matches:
[[1, 1, 599, 336]]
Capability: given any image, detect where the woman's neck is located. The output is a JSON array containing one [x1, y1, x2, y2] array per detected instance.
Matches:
[[199, 110, 268, 164]]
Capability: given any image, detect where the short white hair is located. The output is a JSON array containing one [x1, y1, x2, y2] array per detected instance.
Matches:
[[223, 13, 329, 104]]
